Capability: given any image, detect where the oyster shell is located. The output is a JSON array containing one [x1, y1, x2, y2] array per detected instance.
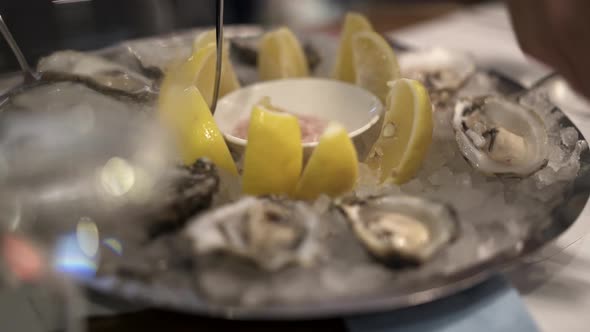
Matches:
[[142, 159, 220, 239], [453, 96, 549, 177], [230, 35, 321, 71], [37, 51, 156, 101], [185, 197, 321, 271], [105, 26, 265, 77], [1, 80, 151, 113], [399, 48, 475, 109], [340, 195, 459, 265]]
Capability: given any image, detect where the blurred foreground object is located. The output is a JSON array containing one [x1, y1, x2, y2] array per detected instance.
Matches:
[[507, 0, 590, 100]]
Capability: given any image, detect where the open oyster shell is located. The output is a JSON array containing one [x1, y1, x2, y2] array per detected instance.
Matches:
[[37, 50, 156, 101], [453, 96, 549, 177], [339, 195, 459, 265], [184, 197, 321, 271], [399, 48, 475, 109]]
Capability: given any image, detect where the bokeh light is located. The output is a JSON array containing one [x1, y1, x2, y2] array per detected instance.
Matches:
[[76, 217, 99, 258], [53, 234, 98, 279], [102, 237, 123, 256], [100, 157, 136, 196]]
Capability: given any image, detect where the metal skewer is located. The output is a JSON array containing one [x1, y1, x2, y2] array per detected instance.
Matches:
[[0, 14, 39, 82], [210, 0, 224, 114]]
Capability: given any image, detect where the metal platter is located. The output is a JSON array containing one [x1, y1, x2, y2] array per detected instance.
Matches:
[[1, 27, 589, 320]]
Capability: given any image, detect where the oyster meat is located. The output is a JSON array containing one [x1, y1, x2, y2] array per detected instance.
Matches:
[[37, 51, 155, 100], [399, 48, 475, 109], [340, 195, 459, 265], [453, 96, 549, 177], [184, 197, 321, 271]]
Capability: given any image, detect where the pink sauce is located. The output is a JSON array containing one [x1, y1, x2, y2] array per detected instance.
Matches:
[[232, 113, 329, 143]]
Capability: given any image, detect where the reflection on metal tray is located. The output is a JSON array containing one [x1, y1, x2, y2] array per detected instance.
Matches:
[[1, 26, 589, 320]]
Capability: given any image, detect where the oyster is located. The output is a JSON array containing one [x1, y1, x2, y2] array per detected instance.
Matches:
[[340, 195, 459, 265], [230, 35, 321, 71], [453, 96, 549, 177], [37, 51, 156, 100], [0, 80, 151, 116], [107, 26, 264, 76], [141, 159, 220, 239], [399, 48, 475, 109], [185, 197, 321, 271]]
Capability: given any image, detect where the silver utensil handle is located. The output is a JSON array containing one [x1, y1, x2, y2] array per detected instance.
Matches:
[[210, 0, 224, 114], [0, 14, 39, 81]]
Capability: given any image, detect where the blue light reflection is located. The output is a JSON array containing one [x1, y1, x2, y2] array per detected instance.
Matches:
[[53, 234, 98, 279]]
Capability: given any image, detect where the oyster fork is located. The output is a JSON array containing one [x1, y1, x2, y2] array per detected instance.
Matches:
[[0, 14, 40, 82], [211, 0, 224, 114]]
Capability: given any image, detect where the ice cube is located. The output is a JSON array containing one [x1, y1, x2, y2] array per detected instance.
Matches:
[[560, 127, 579, 149], [428, 166, 454, 186], [534, 167, 557, 188], [531, 182, 567, 202], [519, 90, 554, 116], [454, 172, 472, 187], [547, 112, 564, 130], [433, 110, 454, 139], [478, 192, 506, 217], [401, 178, 424, 194], [357, 163, 379, 185], [444, 186, 488, 211], [313, 195, 332, 214], [421, 147, 447, 175], [552, 140, 588, 181], [555, 160, 580, 181], [382, 184, 402, 196], [468, 171, 487, 186], [547, 146, 567, 169]]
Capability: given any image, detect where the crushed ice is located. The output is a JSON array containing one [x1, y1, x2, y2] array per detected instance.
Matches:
[[192, 80, 588, 307]]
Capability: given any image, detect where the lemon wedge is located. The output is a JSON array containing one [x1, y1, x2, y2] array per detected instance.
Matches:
[[294, 123, 358, 200], [193, 29, 217, 50], [367, 79, 433, 184], [332, 12, 374, 83], [258, 27, 309, 81], [242, 104, 303, 196], [164, 35, 240, 107], [352, 31, 401, 103], [158, 85, 237, 175]]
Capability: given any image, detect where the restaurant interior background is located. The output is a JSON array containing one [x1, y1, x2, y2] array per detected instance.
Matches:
[[0, 0, 488, 74]]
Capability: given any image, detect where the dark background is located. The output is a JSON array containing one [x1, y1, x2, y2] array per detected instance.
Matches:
[[0, 0, 489, 75]]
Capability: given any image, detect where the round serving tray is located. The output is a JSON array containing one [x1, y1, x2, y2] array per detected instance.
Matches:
[[1, 26, 589, 320]]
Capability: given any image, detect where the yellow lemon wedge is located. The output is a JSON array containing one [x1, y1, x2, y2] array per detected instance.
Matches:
[[332, 12, 374, 83], [367, 79, 433, 184], [242, 104, 303, 196], [294, 123, 359, 200], [193, 29, 217, 50], [352, 31, 401, 103], [164, 35, 240, 107], [258, 27, 309, 81], [158, 84, 237, 175]]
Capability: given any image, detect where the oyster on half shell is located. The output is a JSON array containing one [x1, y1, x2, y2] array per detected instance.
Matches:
[[340, 195, 459, 265], [399, 48, 475, 109], [37, 51, 156, 100], [453, 96, 549, 177], [184, 197, 321, 271]]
